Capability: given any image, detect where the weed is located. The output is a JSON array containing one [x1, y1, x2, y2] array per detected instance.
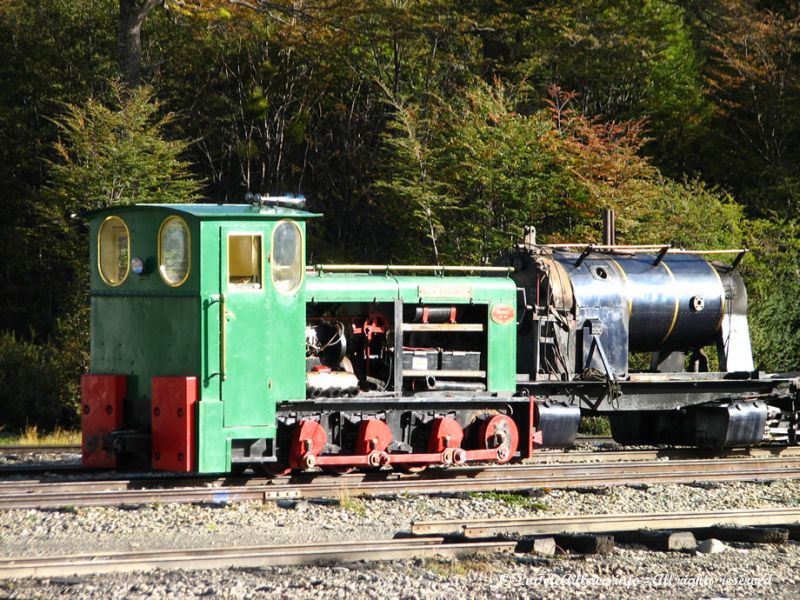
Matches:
[[337, 488, 366, 516], [578, 416, 611, 436], [423, 557, 497, 577], [470, 491, 548, 511]]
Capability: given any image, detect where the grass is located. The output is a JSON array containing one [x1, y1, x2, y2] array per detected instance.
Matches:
[[337, 488, 367, 516], [0, 425, 81, 446], [470, 491, 548, 511]]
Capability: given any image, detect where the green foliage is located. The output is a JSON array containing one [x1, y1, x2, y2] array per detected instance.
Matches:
[[47, 82, 202, 211], [696, 1, 800, 218], [1, 0, 800, 435], [743, 218, 800, 371], [578, 416, 611, 436], [0, 332, 80, 430], [0, 0, 117, 340], [503, 0, 713, 175], [376, 80, 742, 263]]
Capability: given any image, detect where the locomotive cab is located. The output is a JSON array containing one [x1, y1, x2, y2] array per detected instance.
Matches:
[[81, 202, 314, 472]]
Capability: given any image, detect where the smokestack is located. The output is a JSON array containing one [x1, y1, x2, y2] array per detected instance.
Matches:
[[602, 209, 616, 246]]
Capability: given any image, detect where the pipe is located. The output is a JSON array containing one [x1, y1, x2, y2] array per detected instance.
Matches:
[[423, 377, 486, 392]]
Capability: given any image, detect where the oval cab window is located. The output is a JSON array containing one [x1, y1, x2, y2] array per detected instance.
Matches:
[[98, 216, 130, 286], [271, 220, 303, 294], [159, 216, 190, 286]]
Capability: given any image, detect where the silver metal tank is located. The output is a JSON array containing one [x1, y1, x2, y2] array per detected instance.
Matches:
[[555, 252, 726, 352], [507, 246, 753, 379]]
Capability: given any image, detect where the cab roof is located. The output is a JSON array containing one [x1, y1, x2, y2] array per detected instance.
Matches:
[[84, 203, 320, 220]]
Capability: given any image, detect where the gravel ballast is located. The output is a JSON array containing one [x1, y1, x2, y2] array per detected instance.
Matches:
[[1, 479, 799, 598]]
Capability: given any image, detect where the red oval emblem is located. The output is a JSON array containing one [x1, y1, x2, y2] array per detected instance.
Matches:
[[491, 304, 515, 324]]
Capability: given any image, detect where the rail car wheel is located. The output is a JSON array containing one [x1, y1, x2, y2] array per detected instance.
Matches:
[[289, 420, 328, 470], [479, 415, 519, 464]]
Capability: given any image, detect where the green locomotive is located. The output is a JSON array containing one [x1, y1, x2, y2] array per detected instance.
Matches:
[[82, 198, 800, 473], [82, 198, 522, 473]]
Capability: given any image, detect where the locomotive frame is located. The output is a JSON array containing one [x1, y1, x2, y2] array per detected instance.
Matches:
[[80, 200, 800, 474]]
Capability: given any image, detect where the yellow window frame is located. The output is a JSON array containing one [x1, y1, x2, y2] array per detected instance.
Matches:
[[270, 219, 304, 295], [158, 216, 191, 287], [97, 216, 130, 286]]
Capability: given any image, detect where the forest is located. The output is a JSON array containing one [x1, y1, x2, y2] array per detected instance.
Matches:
[[1, 0, 799, 430]]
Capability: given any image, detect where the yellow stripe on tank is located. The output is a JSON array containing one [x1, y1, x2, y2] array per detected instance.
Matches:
[[609, 259, 633, 316], [706, 260, 727, 331], [659, 261, 680, 345]]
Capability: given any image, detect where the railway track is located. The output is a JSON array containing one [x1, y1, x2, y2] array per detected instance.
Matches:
[[3, 444, 799, 478], [412, 507, 800, 537], [2, 456, 800, 510], [0, 537, 515, 579], [0, 445, 80, 455], [4, 506, 800, 579]]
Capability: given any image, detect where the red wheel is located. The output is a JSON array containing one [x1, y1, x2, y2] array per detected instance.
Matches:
[[427, 417, 464, 453], [289, 420, 327, 470], [354, 419, 393, 454], [478, 415, 519, 464]]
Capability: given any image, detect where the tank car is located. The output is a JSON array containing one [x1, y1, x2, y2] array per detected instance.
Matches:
[[503, 239, 797, 448], [79, 199, 800, 474]]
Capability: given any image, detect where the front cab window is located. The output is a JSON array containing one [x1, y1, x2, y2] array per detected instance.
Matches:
[[271, 220, 303, 294], [98, 216, 130, 286], [228, 234, 262, 288], [159, 216, 190, 287]]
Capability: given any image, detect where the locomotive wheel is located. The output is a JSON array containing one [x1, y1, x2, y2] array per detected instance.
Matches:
[[354, 419, 393, 454], [354, 419, 393, 471], [289, 420, 328, 470], [427, 417, 464, 452], [478, 415, 519, 464]]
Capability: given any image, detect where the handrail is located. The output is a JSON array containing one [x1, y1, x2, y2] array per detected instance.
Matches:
[[308, 264, 513, 274], [544, 243, 670, 250], [220, 294, 227, 382]]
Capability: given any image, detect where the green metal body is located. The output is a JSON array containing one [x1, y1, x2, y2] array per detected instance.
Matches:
[[307, 273, 517, 392], [87, 204, 313, 473]]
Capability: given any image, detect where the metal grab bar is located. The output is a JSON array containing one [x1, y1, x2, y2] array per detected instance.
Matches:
[[308, 264, 513, 274]]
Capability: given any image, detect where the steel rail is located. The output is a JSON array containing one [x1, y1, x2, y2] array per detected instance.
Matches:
[[4, 444, 799, 479], [2, 457, 800, 510], [0, 445, 80, 455], [0, 537, 516, 579], [3, 456, 800, 494], [533, 445, 800, 463], [411, 507, 800, 537]]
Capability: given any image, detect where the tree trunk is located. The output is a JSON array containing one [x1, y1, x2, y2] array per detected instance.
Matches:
[[118, 0, 161, 87]]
